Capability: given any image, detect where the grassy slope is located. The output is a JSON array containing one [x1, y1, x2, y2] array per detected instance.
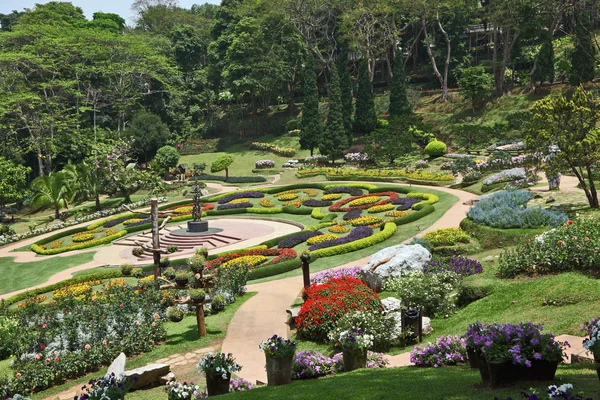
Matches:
[[29, 292, 256, 400], [221, 364, 599, 400], [0, 253, 95, 295]]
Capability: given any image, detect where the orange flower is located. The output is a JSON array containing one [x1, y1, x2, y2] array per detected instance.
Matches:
[[15, 373, 21, 378]]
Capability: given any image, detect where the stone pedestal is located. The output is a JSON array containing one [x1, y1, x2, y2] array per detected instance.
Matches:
[[187, 221, 209, 233]]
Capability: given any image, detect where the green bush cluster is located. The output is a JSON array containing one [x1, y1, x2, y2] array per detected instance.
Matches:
[[248, 258, 303, 280], [406, 192, 439, 206], [247, 208, 284, 214], [210, 155, 233, 173], [389, 204, 435, 226], [459, 218, 545, 250]]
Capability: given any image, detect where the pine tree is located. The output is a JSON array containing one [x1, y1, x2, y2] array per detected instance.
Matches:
[[569, 13, 596, 86], [353, 59, 377, 133], [337, 48, 353, 144], [299, 56, 322, 156], [533, 32, 554, 85], [388, 51, 411, 117], [320, 63, 349, 162]]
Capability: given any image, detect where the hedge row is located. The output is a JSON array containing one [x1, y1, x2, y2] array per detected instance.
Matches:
[[310, 222, 397, 258], [202, 188, 272, 202], [2, 269, 124, 306], [324, 183, 378, 191], [207, 245, 268, 260], [87, 213, 138, 230], [32, 226, 90, 246], [311, 208, 327, 220], [248, 208, 284, 214], [321, 214, 337, 223], [390, 204, 435, 226], [247, 258, 303, 280], [282, 206, 313, 215], [459, 218, 546, 250], [406, 192, 440, 205], [303, 222, 335, 232], [32, 230, 129, 255]]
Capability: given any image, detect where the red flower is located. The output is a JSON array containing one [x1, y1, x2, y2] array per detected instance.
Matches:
[[567, 220, 573, 225], [40, 344, 45, 350]]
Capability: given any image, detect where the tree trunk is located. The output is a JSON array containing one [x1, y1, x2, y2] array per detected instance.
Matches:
[[55, 206, 60, 220], [95, 193, 101, 211], [586, 165, 599, 208], [493, 28, 502, 97], [151, 199, 161, 280], [310, 148, 314, 157], [225, 167, 229, 182], [288, 78, 295, 114], [423, 18, 450, 102]]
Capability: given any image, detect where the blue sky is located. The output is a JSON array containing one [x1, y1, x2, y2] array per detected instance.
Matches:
[[0, 0, 220, 25]]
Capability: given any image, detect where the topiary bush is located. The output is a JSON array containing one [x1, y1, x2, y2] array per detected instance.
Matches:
[[424, 140, 447, 158], [296, 277, 381, 342]]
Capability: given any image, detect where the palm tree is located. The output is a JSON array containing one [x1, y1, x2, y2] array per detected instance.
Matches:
[[63, 161, 104, 211], [31, 172, 71, 220]]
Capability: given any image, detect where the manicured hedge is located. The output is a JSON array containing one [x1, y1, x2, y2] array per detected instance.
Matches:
[[459, 218, 546, 250], [207, 245, 269, 260], [321, 213, 337, 223], [248, 208, 284, 214], [32, 230, 128, 255], [248, 258, 303, 280], [87, 213, 137, 230], [389, 204, 435, 225], [368, 185, 413, 195], [303, 222, 335, 232], [311, 208, 327, 220], [32, 226, 89, 245], [282, 206, 313, 215], [406, 192, 440, 205], [310, 222, 397, 258], [324, 183, 378, 191]]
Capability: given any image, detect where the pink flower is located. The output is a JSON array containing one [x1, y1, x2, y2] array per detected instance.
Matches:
[[84, 344, 91, 350], [15, 373, 21, 378], [42, 324, 47, 329], [135, 321, 141, 326], [102, 340, 107, 345]]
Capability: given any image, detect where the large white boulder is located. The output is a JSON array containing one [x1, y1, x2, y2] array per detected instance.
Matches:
[[361, 244, 431, 291]]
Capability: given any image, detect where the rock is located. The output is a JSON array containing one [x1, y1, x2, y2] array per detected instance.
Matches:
[[160, 372, 176, 385], [381, 297, 402, 313], [106, 353, 126, 378], [423, 317, 432, 335], [124, 363, 170, 390], [533, 193, 543, 199], [546, 196, 556, 203], [361, 244, 431, 291]]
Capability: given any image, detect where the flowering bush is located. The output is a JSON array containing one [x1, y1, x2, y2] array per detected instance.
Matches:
[[229, 198, 249, 204], [385, 210, 410, 218], [292, 350, 388, 379], [446, 153, 477, 159], [74, 373, 133, 400], [205, 248, 297, 270], [122, 218, 143, 225], [166, 381, 205, 400], [410, 335, 467, 367], [328, 225, 350, 233], [254, 159, 275, 169], [173, 206, 193, 214], [367, 204, 395, 213], [132, 247, 144, 257], [322, 193, 342, 201], [424, 256, 483, 278], [296, 277, 381, 341], [277, 193, 299, 201], [344, 152, 369, 163], [583, 316, 600, 354], [499, 384, 593, 400], [259, 199, 274, 207], [415, 160, 429, 169], [259, 335, 296, 358], [328, 310, 399, 351], [308, 226, 373, 251], [250, 142, 296, 157], [72, 232, 95, 243], [52, 281, 100, 300], [348, 216, 383, 227], [499, 218, 600, 277], [468, 189, 567, 229], [197, 353, 241, 380], [217, 202, 253, 210], [385, 271, 459, 317], [306, 234, 339, 245], [334, 328, 374, 350], [329, 192, 399, 213], [423, 228, 471, 247], [347, 196, 381, 207], [221, 255, 268, 269], [310, 266, 362, 285], [483, 167, 528, 186], [303, 189, 318, 197], [217, 192, 264, 204], [303, 155, 329, 165], [277, 231, 322, 248]]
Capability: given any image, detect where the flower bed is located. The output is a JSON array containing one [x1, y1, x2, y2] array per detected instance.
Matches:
[[328, 225, 350, 233], [310, 266, 363, 285], [306, 234, 339, 245], [482, 167, 528, 186], [303, 189, 318, 197], [392, 197, 421, 210], [424, 256, 483, 277], [229, 198, 249, 204], [259, 199, 275, 208], [348, 216, 383, 227], [467, 189, 567, 229], [217, 202, 254, 210], [277, 193, 299, 201], [255, 159, 275, 169], [322, 194, 342, 201], [385, 211, 410, 218], [367, 204, 395, 213], [296, 277, 381, 341], [343, 209, 362, 220], [323, 186, 364, 196], [205, 248, 297, 270], [423, 228, 471, 247], [308, 227, 374, 251], [410, 335, 467, 367], [250, 142, 296, 157], [277, 231, 323, 248], [292, 350, 388, 379], [329, 192, 399, 213], [221, 255, 268, 269], [297, 167, 454, 182], [72, 232, 95, 243], [217, 192, 265, 204]]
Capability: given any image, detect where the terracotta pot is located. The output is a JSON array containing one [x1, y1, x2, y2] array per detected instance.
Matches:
[[265, 354, 293, 386], [488, 360, 520, 387], [206, 373, 230, 396], [342, 348, 367, 372]]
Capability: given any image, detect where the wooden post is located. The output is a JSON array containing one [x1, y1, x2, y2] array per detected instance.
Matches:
[[196, 305, 207, 336], [301, 260, 310, 289], [151, 198, 161, 280]]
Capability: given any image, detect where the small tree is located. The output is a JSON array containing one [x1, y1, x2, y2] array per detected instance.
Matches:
[[364, 116, 414, 164], [0, 157, 30, 208], [569, 13, 596, 86], [126, 110, 170, 162], [458, 66, 493, 113], [337, 48, 354, 143], [299, 56, 322, 156], [319, 63, 349, 162], [153, 146, 180, 179], [211, 155, 233, 182], [528, 86, 600, 208], [31, 172, 71, 220], [353, 59, 376, 133], [533, 32, 555, 86], [388, 52, 411, 118]]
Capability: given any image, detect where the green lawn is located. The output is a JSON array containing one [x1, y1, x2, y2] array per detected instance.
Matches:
[[30, 292, 256, 400], [220, 364, 600, 400], [0, 253, 95, 295]]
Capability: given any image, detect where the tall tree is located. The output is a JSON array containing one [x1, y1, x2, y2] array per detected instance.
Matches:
[[299, 56, 322, 156], [337, 48, 353, 143], [63, 161, 105, 211], [458, 66, 493, 113], [528, 87, 600, 208], [533, 32, 555, 86], [31, 172, 71, 220], [388, 52, 411, 118], [0, 157, 30, 207], [354, 59, 377, 133], [320, 63, 349, 161], [126, 110, 170, 163], [569, 12, 596, 86]]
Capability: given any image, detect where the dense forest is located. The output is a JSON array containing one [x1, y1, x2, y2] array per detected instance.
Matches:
[[0, 0, 598, 197]]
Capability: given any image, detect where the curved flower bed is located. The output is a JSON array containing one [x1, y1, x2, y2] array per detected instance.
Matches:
[[308, 227, 373, 251], [329, 192, 400, 213], [278, 231, 323, 248], [217, 202, 254, 210], [205, 248, 297, 270], [159, 203, 213, 217], [392, 197, 421, 210], [217, 192, 265, 204], [323, 186, 364, 196], [303, 200, 333, 207]]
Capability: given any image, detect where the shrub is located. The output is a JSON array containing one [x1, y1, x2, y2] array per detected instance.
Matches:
[[410, 335, 467, 367], [296, 277, 381, 342], [167, 245, 179, 253], [120, 264, 133, 276], [457, 281, 494, 306], [211, 294, 226, 313], [423, 228, 471, 247], [250, 142, 296, 157], [409, 237, 432, 252], [210, 155, 233, 173], [499, 218, 600, 277], [467, 189, 567, 229], [424, 256, 483, 278], [328, 311, 400, 351], [462, 171, 482, 183], [385, 271, 459, 317], [254, 160, 275, 169], [132, 247, 144, 257], [310, 208, 327, 220], [215, 262, 249, 296], [424, 140, 447, 158]]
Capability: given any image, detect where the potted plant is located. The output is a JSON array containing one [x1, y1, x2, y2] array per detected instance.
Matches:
[[211, 294, 225, 313], [259, 335, 296, 386], [167, 245, 179, 254], [463, 322, 489, 380], [167, 306, 185, 323], [189, 289, 206, 304], [132, 247, 144, 257], [583, 316, 600, 381], [159, 257, 170, 269], [163, 267, 177, 280], [335, 328, 373, 372], [175, 271, 190, 287], [188, 253, 205, 274], [196, 246, 209, 258], [197, 352, 241, 396], [120, 263, 133, 276]]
